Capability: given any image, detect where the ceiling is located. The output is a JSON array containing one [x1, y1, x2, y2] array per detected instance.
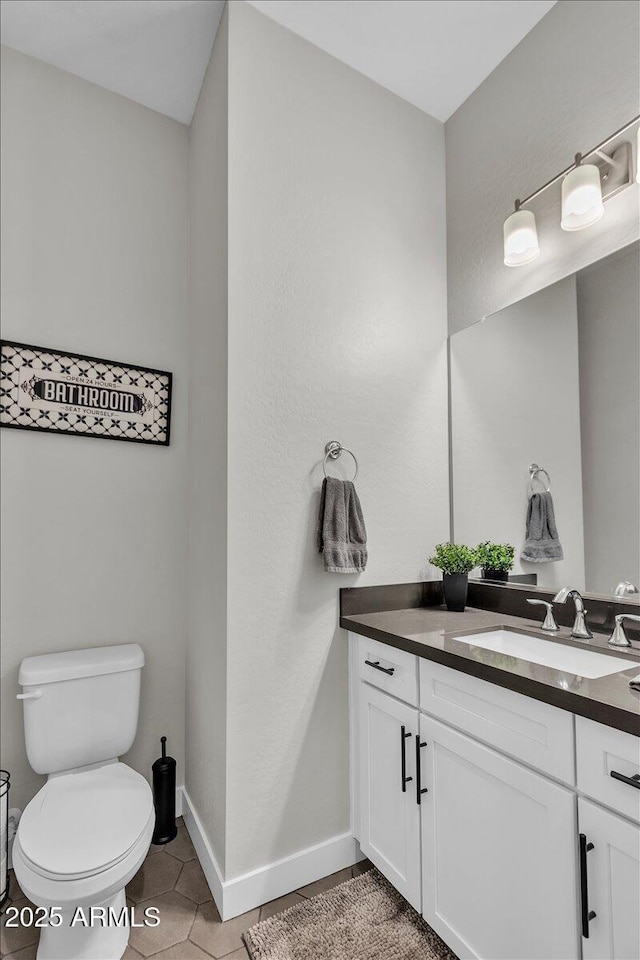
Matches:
[[0, 1, 226, 123], [0, 0, 556, 125], [247, 1, 556, 122]]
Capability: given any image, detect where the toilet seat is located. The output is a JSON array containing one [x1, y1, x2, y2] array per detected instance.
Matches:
[[13, 810, 154, 913], [18, 762, 153, 881]]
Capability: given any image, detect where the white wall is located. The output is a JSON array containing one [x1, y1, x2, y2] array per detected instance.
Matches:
[[2, 3, 450, 887], [0, 47, 189, 810], [225, 1, 449, 878], [577, 243, 640, 594], [446, 0, 640, 335], [186, 7, 229, 873], [451, 277, 585, 591]]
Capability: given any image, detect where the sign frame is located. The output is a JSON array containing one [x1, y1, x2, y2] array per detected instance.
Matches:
[[0, 340, 172, 446]]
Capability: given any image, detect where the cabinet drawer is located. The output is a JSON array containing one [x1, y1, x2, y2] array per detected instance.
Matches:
[[576, 716, 640, 823], [356, 635, 418, 706], [419, 659, 574, 783]]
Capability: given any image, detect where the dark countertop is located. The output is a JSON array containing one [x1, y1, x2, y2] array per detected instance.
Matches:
[[341, 606, 640, 736]]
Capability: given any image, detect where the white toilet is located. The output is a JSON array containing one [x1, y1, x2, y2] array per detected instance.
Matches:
[[13, 644, 154, 960]]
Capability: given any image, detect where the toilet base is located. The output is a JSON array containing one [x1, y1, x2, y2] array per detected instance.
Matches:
[[37, 888, 130, 960]]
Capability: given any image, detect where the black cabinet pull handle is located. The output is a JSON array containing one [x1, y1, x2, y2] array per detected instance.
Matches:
[[400, 726, 412, 792], [364, 660, 395, 676], [579, 833, 596, 938], [610, 770, 640, 790], [415, 735, 428, 804]]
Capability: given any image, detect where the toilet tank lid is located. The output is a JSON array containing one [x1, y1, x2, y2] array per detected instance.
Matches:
[[19, 643, 144, 686]]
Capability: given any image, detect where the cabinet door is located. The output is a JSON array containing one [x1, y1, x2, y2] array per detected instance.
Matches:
[[579, 798, 640, 960], [420, 715, 578, 960], [358, 682, 421, 910]]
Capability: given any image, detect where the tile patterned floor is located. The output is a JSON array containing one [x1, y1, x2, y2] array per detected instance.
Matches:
[[1, 819, 372, 960]]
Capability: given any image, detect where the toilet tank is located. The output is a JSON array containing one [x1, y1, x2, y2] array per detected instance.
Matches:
[[18, 644, 145, 775]]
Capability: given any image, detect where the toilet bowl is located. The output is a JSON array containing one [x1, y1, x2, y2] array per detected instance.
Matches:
[[14, 763, 154, 960], [13, 644, 153, 960]]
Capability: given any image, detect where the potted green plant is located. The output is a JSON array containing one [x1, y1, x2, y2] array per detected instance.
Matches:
[[428, 543, 477, 612], [475, 542, 515, 583]]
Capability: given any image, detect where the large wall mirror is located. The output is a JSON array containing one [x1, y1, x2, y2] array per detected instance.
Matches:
[[450, 241, 639, 599]]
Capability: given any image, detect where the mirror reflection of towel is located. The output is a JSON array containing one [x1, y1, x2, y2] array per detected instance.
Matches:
[[316, 477, 368, 573], [521, 491, 564, 562]]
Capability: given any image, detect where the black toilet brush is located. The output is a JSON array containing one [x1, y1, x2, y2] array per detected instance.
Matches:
[[152, 736, 177, 844]]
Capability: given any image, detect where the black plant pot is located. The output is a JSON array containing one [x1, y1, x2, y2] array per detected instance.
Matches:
[[443, 573, 469, 612], [482, 568, 510, 583]]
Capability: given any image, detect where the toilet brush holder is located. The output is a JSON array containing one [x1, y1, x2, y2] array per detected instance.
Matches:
[[0, 770, 9, 907], [152, 737, 177, 845]]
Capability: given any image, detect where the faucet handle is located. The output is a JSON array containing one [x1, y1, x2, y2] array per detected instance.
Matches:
[[527, 599, 559, 632], [608, 613, 640, 648], [614, 581, 639, 598]]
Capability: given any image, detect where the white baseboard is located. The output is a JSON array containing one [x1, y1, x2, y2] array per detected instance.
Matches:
[[180, 786, 363, 921], [222, 829, 364, 921], [175, 784, 184, 818], [180, 786, 225, 913]]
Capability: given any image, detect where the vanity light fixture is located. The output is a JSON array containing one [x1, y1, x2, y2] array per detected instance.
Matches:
[[560, 154, 604, 231], [503, 114, 639, 265], [503, 200, 540, 267]]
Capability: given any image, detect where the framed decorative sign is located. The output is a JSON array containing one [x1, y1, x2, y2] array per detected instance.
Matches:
[[0, 341, 172, 445]]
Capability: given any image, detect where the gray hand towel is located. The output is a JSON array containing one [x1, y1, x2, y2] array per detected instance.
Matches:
[[521, 491, 564, 563], [316, 476, 368, 573]]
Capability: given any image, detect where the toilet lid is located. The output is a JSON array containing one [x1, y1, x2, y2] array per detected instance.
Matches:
[[19, 762, 153, 879]]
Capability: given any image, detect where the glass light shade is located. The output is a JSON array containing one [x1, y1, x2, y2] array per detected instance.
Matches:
[[561, 163, 603, 231], [503, 208, 540, 267]]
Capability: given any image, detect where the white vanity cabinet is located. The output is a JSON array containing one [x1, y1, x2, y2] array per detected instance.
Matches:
[[349, 631, 640, 960], [575, 716, 640, 824], [357, 681, 421, 910], [419, 714, 578, 960], [575, 716, 640, 959], [419, 657, 574, 783], [578, 798, 640, 960]]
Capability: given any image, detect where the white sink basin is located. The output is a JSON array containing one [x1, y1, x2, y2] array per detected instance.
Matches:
[[459, 629, 634, 679]]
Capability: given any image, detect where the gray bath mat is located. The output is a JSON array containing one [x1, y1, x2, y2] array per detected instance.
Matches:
[[243, 868, 458, 960]]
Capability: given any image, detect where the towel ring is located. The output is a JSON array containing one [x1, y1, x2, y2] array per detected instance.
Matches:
[[323, 441, 358, 482], [528, 463, 551, 497]]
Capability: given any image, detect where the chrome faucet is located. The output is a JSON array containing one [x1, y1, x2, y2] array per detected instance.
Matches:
[[553, 587, 593, 640], [608, 614, 640, 647]]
